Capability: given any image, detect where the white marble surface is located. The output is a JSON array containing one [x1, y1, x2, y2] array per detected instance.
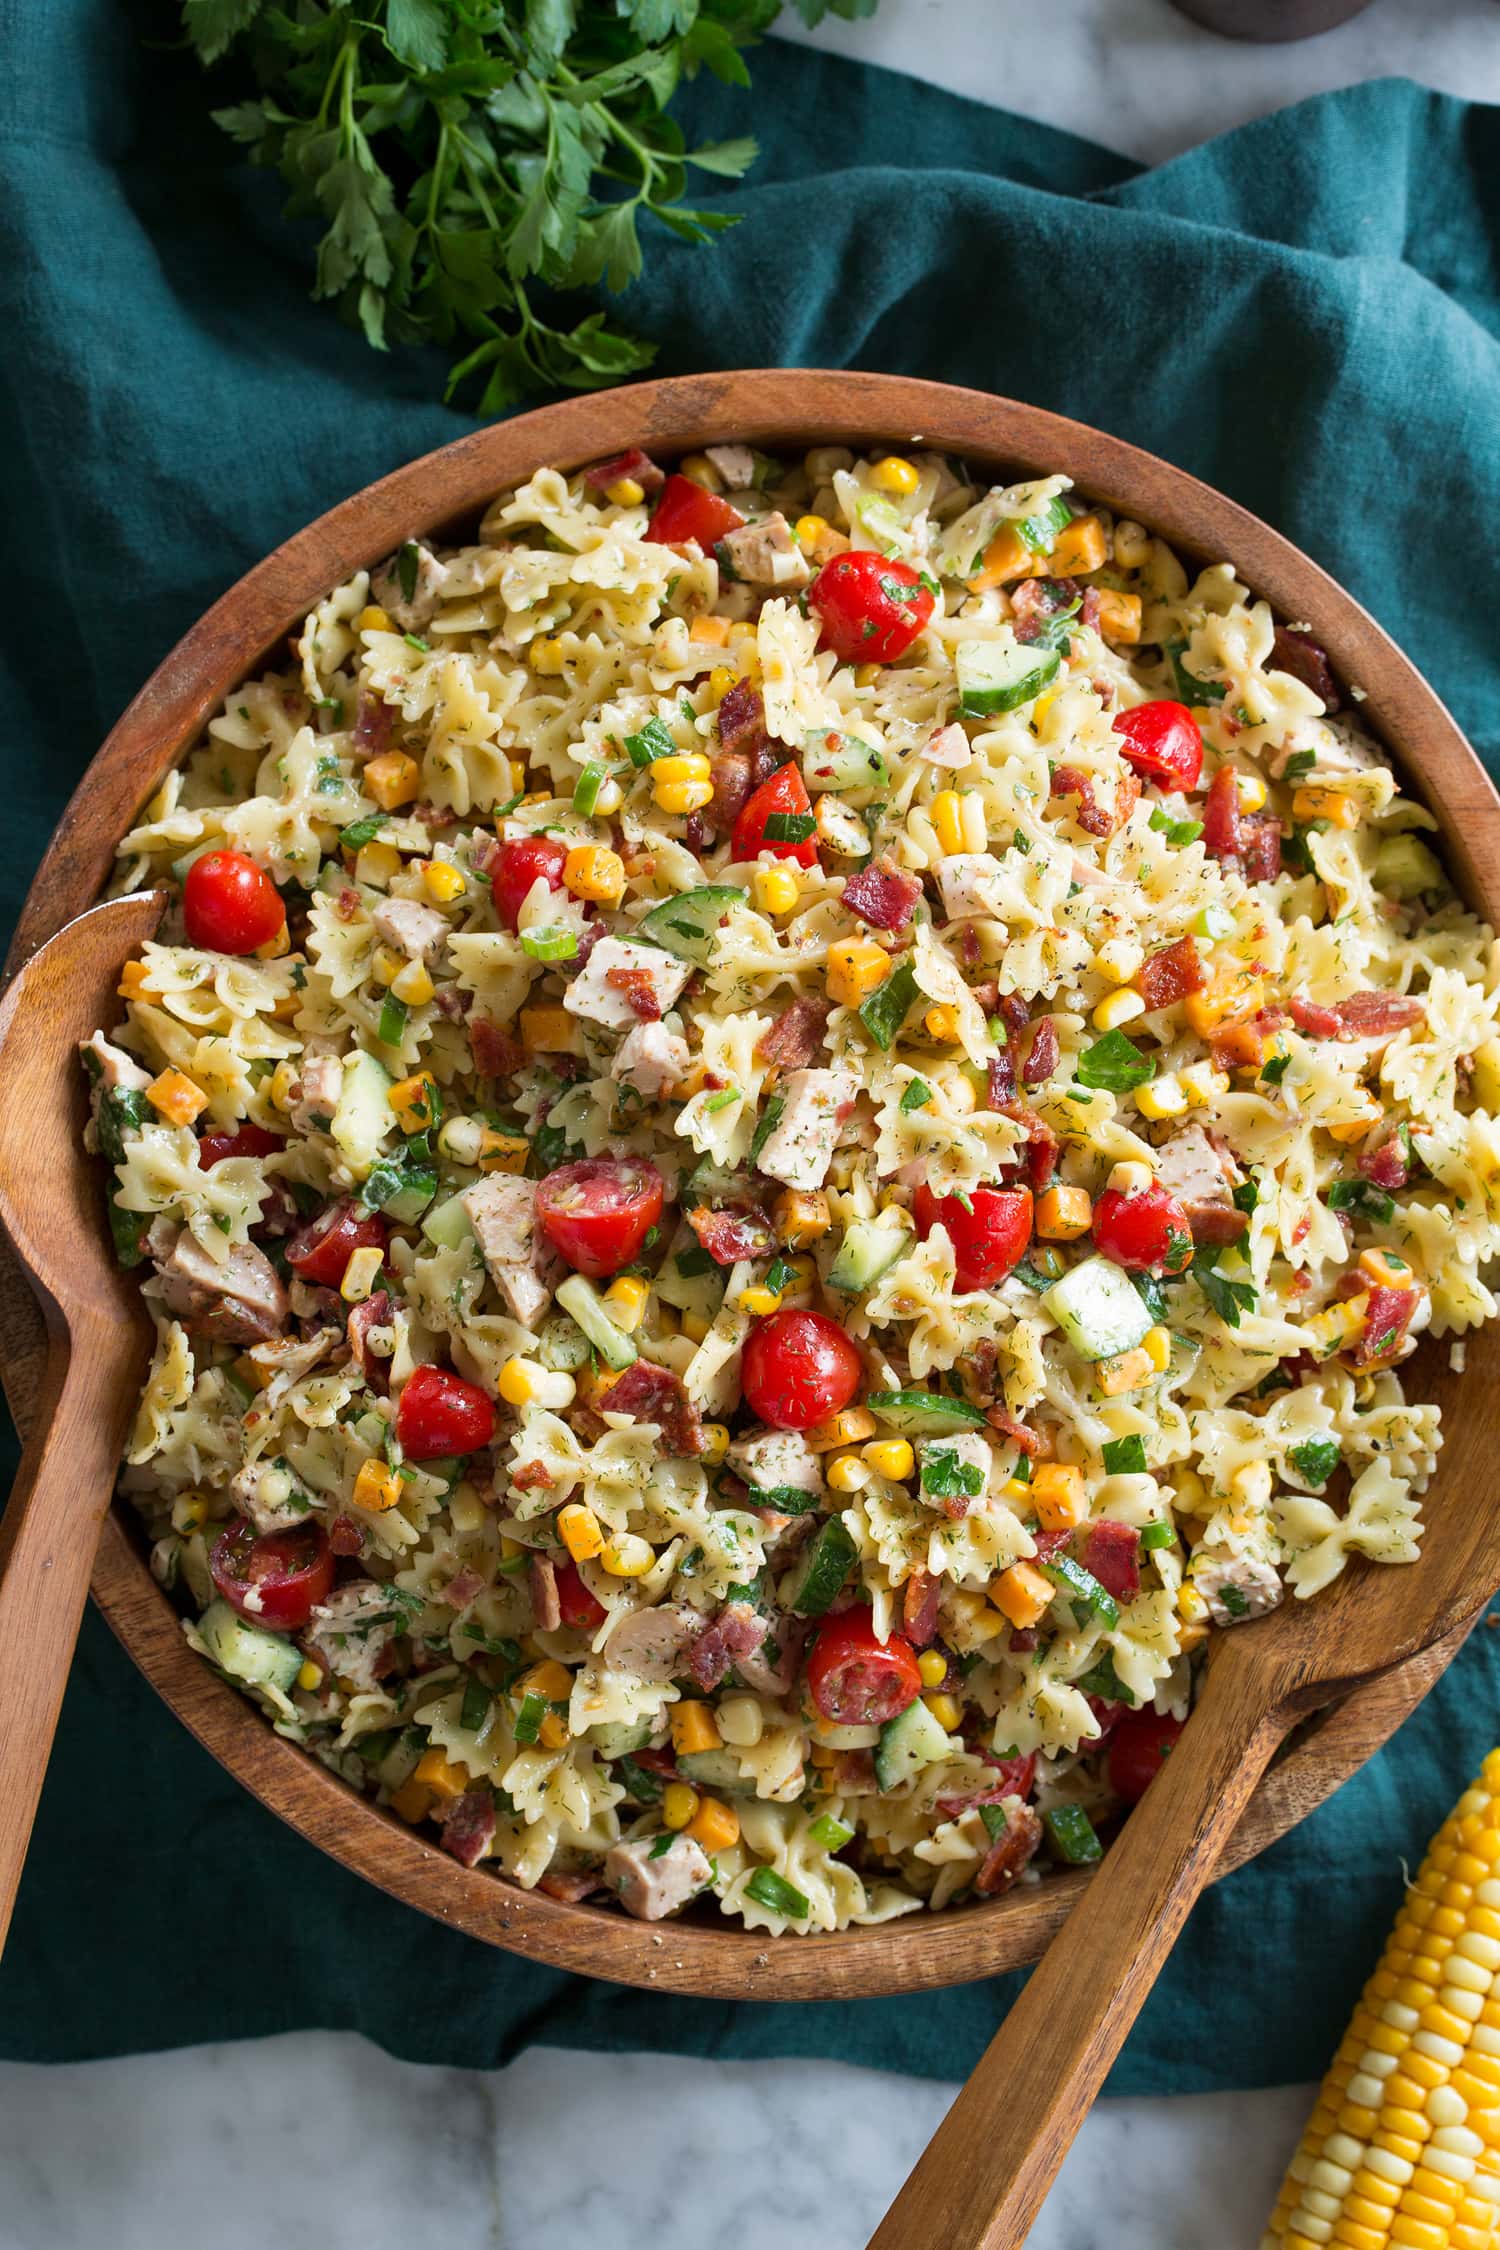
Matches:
[[8, 7, 1499, 2249]]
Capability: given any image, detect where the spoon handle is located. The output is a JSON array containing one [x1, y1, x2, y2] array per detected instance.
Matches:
[[0, 1309, 131, 1954], [864, 1646, 1294, 2250]]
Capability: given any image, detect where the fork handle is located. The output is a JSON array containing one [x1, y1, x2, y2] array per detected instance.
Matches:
[[864, 1648, 1294, 2250], [0, 1305, 130, 1955]]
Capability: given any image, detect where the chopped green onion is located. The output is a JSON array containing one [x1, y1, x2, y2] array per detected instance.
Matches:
[[809, 1813, 855, 1851], [1192, 902, 1235, 940], [703, 1087, 740, 1113], [624, 717, 677, 768], [744, 1866, 811, 1919], [1140, 1520, 1176, 1551], [377, 993, 409, 1046], [512, 1693, 547, 1746], [1043, 1804, 1104, 1865], [573, 764, 605, 815], [459, 1676, 493, 1733], [340, 814, 386, 851], [520, 926, 579, 962]]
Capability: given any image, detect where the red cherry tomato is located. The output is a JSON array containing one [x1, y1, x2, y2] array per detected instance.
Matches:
[[286, 1198, 389, 1288], [808, 551, 936, 666], [806, 1608, 922, 1726], [209, 1517, 333, 1631], [556, 1560, 607, 1632], [536, 1157, 665, 1280], [197, 1124, 285, 1168], [1107, 1708, 1185, 1803], [395, 1363, 496, 1460], [732, 762, 818, 867], [183, 850, 287, 955], [645, 472, 745, 549], [741, 1308, 863, 1432], [914, 1184, 1034, 1293], [1091, 1184, 1194, 1276], [1112, 701, 1204, 792], [493, 835, 568, 931]]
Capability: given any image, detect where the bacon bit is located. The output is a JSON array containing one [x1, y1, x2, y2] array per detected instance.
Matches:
[[1210, 1019, 1270, 1073], [1011, 577, 1080, 644], [958, 923, 981, 967], [468, 1015, 523, 1079], [1078, 1521, 1141, 1604], [687, 1202, 775, 1266], [708, 748, 754, 834], [1079, 587, 1102, 630], [1290, 995, 1341, 1039], [755, 995, 832, 1071], [1136, 937, 1206, 1012], [1022, 1017, 1061, 1088], [975, 1803, 1044, 1895], [1202, 765, 1242, 863], [833, 1749, 877, 1794], [842, 856, 923, 933], [717, 681, 777, 782], [987, 1049, 1016, 1106], [329, 1514, 365, 1557], [335, 886, 362, 922], [511, 1460, 556, 1493], [440, 1788, 497, 1869], [346, 1289, 392, 1395], [901, 1567, 943, 1649], [632, 1746, 683, 1782], [605, 965, 663, 1022], [443, 1565, 486, 1612], [998, 1101, 1060, 1190], [985, 1407, 1042, 1458], [605, 1358, 707, 1457], [529, 1553, 561, 1633], [1358, 1127, 1410, 1192], [1333, 991, 1425, 1041], [688, 1602, 766, 1689], [1051, 764, 1141, 839], [1184, 1201, 1249, 1246], [583, 446, 664, 497], [1272, 626, 1341, 711], [1009, 1627, 1039, 1653], [1241, 816, 1283, 883], [537, 1868, 608, 1903], [353, 698, 395, 756], [684, 811, 711, 854], [1346, 1283, 1419, 1371]]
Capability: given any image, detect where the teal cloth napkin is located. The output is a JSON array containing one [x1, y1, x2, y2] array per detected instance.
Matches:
[[3, 0, 1499, 2089]]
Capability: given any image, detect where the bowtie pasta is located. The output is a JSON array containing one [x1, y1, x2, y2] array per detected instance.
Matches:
[[84, 437, 1500, 1933]]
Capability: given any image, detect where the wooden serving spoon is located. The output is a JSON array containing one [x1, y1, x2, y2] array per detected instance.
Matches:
[[0, 890, 165, 1953], [867, 1410, 1500, 2250]]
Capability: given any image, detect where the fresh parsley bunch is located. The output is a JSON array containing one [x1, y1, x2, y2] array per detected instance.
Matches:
[[180, 0, 876, 410]]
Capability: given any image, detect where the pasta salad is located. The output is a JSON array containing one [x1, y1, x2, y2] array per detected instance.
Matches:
[[82, 436, 1500, 1932]]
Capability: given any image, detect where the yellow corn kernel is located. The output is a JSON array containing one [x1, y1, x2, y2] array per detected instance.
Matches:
[[680, 451, 723, 492], [671, 1700, 722, 1756], [1184, 968, 1266, 1037], [651, 753, 712, 790], [662, 1782, 700, 1831], [563, 843, 625, 904], [1036, 1184, 1094, 1241], [794, 512, 830, 546], [655, 777, 716, 815], [1050, 514, 1108, 575], [688, 1797, 742, 1854], [557, 1504, 604, 1565], [1233, 769, 1268, 814], [357, 604, 392, 633], [806, 1405, 879, 1453], [1179, 1060, 1228, 1107], [388, 1069, 439, 1130], [825, 1452, 868, 1495], [855, 662, 882, 689], [924, 1004, 962, 1043], [145, 1068, 208, 1126], [699, 1422, 730, 1466], [917, 1648, 949, 1689], [421, 858, 466, 904], [754, 864, 800, 915], [994, 1561, 1054, 1630], [476, 1128, 528, 1174], [707, 664, 737, 704], [1177, 1581, 1210, 1624], [1134, 1072, 1189, 1122], [355, 839, 401, 889], [689, 613, 732, 647], [497, 1358, 575, 1411], [738, 1284, 783, 1317], [1097, 589, 1143, 645], [529, 636, 567, 676], [1032, 1462, 1088, 1531], [1293, 784, 1361, 829], [772, 1188, 830, 1248], [363, 751, 421, 810], [390, 958, 435, 1007], [1093, 987, 1148, 1033], [601, 1275, 649, 1333], [930, 788, 987, 854], [372, 945, 404, 987], [604, 474, 645, 507], [1095, 937, 1144, 986], [353, 1457, 402, 1513], [519, 1003, 582, 1055], [923, 1692, 963, 1733], [1097, 1346, 1155, 1396], [340, 1244, 385, 1303], [863, 1438, 916, 1483], [1142, 1324, 1172, 1374], [601, 1531, 655, 1579], [255, 922, 290, 961], [293, 1658, 322, 1694], [871, 455, 920, 496], [827, 937, 891, 1008], [969, 522, 1033, 590]]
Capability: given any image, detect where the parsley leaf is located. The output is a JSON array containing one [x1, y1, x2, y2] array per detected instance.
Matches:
[[1076, 1028, 1156, 1093], [920, 1448, 984, 1501], [1101, 1434, 1148, 1475], [1327, 1177, 1395, 1224], [1289, 1437, 1341, 1488], [1191, 1246, 1257, 1329]]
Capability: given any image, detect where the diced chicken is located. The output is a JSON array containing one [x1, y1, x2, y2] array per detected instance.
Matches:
[[923, 722, 973, 771], [528, 1552, 561, 1633], [564, 937, 691, 1033], [461, 1174, 560, 1328], [718, 512, 812, 590], [612, 1021, 689, 1099], [149, 1224, 288, 1345], [934, 854, 1002, 922], [1190, 1548, 1284, 1626], [302, 1580, 413, 1692], [82, 1030, 151, 1093], [754, 1068, 859, 1192], [601, 1601, 704, 1683], [733, 1609, 807, 1699], [703, 443, 758, 488], [371, 896, 450, 963], [917, 1429, 993, 1517], [230, 1458, 312, 1534], [727, 1428, 823, 1499], [1154, 1124, 1240, 1209], [287, 1042, 344, 1135], [371, 541, 450, 633], [604, 1832, 713, 1921]]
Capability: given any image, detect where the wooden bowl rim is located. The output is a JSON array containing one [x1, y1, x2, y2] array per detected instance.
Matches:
[[7, 368, 1496, 2001]]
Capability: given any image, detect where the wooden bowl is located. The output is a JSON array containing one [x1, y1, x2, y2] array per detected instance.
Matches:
[[4, 370, 1495, 1999]]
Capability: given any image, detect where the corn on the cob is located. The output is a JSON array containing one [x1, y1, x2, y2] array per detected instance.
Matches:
[[1263, 1749, 1500, 2250]]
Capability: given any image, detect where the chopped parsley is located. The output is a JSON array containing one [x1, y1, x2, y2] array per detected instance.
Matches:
[[1190, 1246, 1257, 1329], [1289, 1437, 1341, 1488], [1101, 1434, 1148, 1476], [921, 1448, 985, 1501], [1076, 1028, 1156, 1093], [1327, 1177, 1396, 1224]]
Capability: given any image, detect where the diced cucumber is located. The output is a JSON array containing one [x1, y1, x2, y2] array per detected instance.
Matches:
[[787, 1518, 858, 1617], [681, 1157, 749, 1207], [1375, 833, 1445, 900], [195, 1598, 302, 1694], [956, 636, 1061, 718], [639, 885, 746, 967], [588, 1717, 652, 1759], [678, 1747, 756, 1797], [534, 1314, 593, 1374], [867, 1388, 987, 1438], [828, 1215, 911, 1295], [853, 493, 911, 552], [556, 1274, 638, 1372], [330, 1049, 396, 1184], [873, 1697, 954, 1791], [1042, 1255, 1153, 1362], [421, 1189, 476, 1253], [803, 727, 890, 795], [1043, 1803, 1103, 1865]]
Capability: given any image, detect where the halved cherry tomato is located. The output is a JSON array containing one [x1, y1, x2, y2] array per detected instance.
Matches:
[[1107, 1707, 1185, 1803], [808, 551, 936, 666], [536, 1156, 665, 1280], [286, 1198, 389, 1288], [732, 762, 818, 866], [198, 1124, 285, 1168], [395, 1363, 496, 1460], [807, 1607, 922, 1726], [183, 850, 286, 955], [210, 1517, 333, 1631], [914, 1184, 1033, 1293], [493, 835, 568, 931], [556, 1560, 607, 1632], [1092, 1183, 1193, 1276], [741, 1307, 863, 1432], [1112, 701, 1203, 792], [645, 472, 745, 549]]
